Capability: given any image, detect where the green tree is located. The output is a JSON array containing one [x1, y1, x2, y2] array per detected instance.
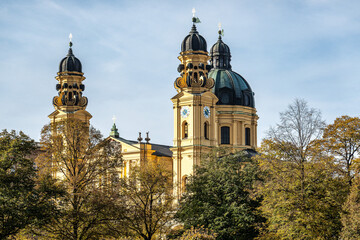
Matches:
[[107, 161, 175, 240], [257, 99, 347, 239], [0, 129, 61, 239], [321, 115, 360, 186], [37, 119, 122, 240], [176, 148, 263, 240]]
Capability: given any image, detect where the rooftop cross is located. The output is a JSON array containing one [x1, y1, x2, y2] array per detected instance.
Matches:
[[112, 115, 116, 124]]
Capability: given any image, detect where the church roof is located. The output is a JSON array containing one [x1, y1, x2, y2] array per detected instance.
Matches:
[[151, 144, 173, 157], [109, 135, 173, 157]]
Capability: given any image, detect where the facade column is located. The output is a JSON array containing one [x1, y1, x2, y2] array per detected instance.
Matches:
[[239, 121, 244, 146], [233, 120, 238, 146], [251, 121, 256, 148]]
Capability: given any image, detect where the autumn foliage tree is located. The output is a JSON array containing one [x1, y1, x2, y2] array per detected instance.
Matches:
[[179, 226, 217, 240], [107, 161, 175, 240], [340, 174, 360, 239], [321, 115, 360, 186], [37, 119, 122, 240], [257, 99, 347, 239]]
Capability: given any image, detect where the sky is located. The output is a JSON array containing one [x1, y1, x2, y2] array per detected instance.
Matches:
[[1, 0, 360, 146]]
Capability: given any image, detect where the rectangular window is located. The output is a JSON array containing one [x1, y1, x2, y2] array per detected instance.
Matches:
[[245, 127, 251, 146], [204, 122, 209, 140], [183, 122, 188, 139], [221, 126, 230, 144]]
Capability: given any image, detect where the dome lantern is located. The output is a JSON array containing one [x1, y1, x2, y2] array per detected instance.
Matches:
[[210, 25, 231, 70]]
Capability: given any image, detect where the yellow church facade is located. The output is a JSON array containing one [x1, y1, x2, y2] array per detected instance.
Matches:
[[48, 16, 258, 197]]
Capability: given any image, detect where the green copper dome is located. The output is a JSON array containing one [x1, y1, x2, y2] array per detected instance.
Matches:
[[209, 33, 255, 107], [209, 69, 255, 107]]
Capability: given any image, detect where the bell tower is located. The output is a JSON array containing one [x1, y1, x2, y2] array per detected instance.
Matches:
[[48, 34, 92, 125], [171, 10, 218, 196]]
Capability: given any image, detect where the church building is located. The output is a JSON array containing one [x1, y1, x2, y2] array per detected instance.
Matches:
[[49, 14, 259, 197]]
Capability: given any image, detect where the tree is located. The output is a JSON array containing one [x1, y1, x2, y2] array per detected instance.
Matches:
[[108, 161, 176, 240], [321, 115, 360, 186], [340, 175, 360, 239], [257, 99, 347, 239], [176, 148, 263, 240], [0, 130, 61, 239], [37, 119, 122, 240], [179, 226, 217, 240]]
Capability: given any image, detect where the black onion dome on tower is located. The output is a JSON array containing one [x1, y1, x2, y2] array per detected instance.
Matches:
[[59, 47, 82, 75], [181, 24, 207, 53], [209, 32, 255, 107]]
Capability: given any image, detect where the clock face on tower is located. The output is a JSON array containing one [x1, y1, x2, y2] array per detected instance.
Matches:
[[181, 106, 190, 118], [203, 106, 210, 118]]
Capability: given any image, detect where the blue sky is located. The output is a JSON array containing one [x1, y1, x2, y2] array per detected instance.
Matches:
[[1, 0, 360, 145]]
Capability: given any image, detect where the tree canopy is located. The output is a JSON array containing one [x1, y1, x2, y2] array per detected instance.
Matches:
[[0, 129, 60, 239], [108, 161, 175, 240], [257, 99, 348, 239], [321, 115, 360, 185], [341, 175, 360, 239], [176, 148, 263, 240], [37, 119, 122, 240]]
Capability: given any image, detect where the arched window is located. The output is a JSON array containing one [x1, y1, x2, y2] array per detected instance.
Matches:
[[245, 127, 251, 146], [221, 126, 230, 144], [182, 121, 188, 139], [182, 175, 188, 191], [204, 122, 209, 140]]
